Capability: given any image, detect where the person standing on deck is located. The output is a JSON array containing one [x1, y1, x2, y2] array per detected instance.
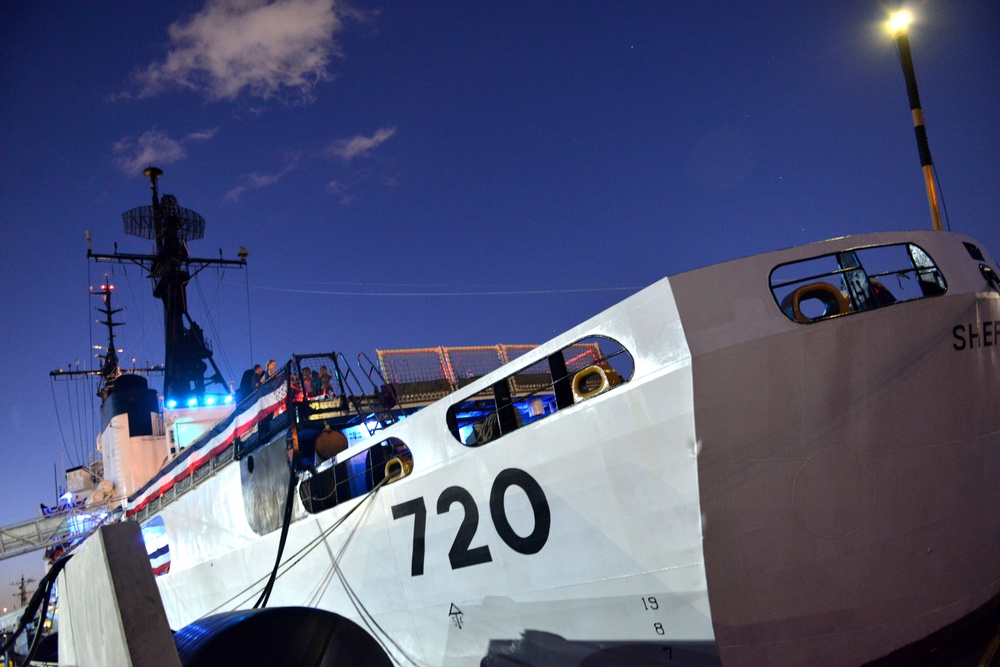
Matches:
[[261, 359, 277, 385], [236, 364, 263, 402]]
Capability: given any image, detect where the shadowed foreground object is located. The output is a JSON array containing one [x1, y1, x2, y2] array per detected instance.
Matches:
[[173, 607, 392, 667]]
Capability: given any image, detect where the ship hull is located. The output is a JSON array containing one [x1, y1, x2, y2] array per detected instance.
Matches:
[[120, 230, 1000, 665], [155, 276, 718, 664], [674, 231, 1000, 665]]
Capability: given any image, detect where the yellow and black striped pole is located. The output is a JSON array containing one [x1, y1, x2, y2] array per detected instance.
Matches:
[[889, 11, 943, 231]]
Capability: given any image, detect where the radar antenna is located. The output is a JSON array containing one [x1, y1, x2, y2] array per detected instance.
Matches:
[[89, 167, 247, 404]]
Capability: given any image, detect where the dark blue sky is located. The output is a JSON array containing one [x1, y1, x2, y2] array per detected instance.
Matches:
[[0, 1, 997, 607]]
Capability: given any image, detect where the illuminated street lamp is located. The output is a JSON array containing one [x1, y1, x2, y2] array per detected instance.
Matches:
[[888, 9, 912, 38], [888, 9, 943, 231]]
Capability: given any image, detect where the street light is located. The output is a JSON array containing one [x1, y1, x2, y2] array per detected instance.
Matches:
[[887, 8, 943, 231], [888, 10, 912, 38]]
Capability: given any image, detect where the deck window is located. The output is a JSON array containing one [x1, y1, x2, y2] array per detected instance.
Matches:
[[299, 437, 412, 514], [770, 242, 946, 324], [447, 336, 634, 446]]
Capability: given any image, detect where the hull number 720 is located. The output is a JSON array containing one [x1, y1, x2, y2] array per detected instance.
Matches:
[[391, 468, 551, 576]]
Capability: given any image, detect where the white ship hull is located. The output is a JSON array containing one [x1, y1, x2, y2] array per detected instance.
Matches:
[[66, 229, 1000, 665], [155, 275, 715, 664]]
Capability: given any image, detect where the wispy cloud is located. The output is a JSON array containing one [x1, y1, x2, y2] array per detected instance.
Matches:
[[185, 128, 220, 141], [326, 179, 355, 205], [326, 169, 398, 205], [126, 0, 348, 102], [327, 126, 396, 160], [113, 128, 218, 175], [225, 157, 299, 201]]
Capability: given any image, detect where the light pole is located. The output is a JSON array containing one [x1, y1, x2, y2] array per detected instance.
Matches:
[[888, 9, 943, 231]]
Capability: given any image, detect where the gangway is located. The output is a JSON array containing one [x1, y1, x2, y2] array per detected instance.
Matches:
[[0, 507, 112, 563]]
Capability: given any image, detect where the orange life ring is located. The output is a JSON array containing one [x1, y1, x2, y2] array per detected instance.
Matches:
[[782, 282, 849, 323], [572, 365, 611, 401], [384, 456, 413, 483]]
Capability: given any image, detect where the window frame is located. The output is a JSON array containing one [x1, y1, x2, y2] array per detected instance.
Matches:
[[769, 242, 948, 324]]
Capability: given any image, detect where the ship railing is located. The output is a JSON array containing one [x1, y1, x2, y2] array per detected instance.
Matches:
[[128, 368, 290, 520], [129, 443, 236, 524], [287, 347, 530, 433], [291, 344, 608, 436], [373, 344, 593, 407]]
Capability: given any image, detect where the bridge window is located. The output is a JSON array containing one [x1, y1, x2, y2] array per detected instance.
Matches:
[[447, 336, 634, 446], [770, 242, 947, 324]]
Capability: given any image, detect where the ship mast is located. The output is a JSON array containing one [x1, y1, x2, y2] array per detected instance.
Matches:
[[888, 10, 943, 231], [89, 167, 247, 405], [49, 278, 163, 395], [93, 281, 123, 400]]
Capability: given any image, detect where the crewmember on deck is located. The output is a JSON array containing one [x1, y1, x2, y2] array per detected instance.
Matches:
[[236, 364, 263, 402]]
